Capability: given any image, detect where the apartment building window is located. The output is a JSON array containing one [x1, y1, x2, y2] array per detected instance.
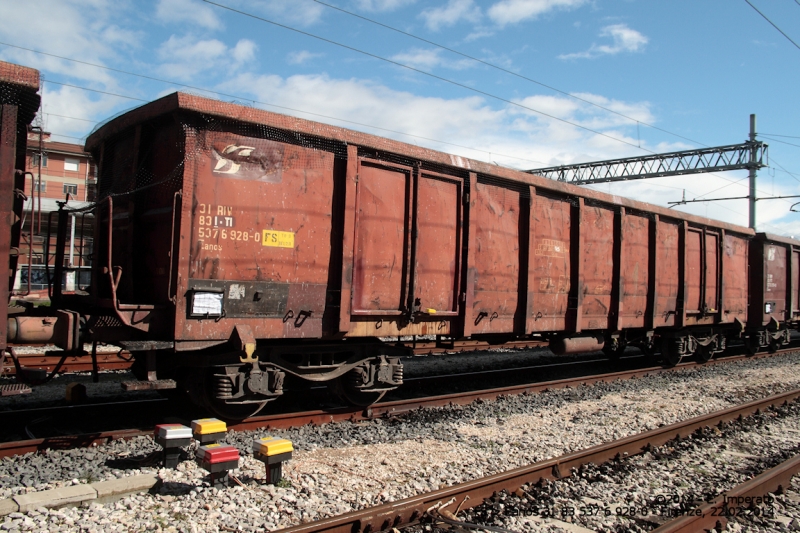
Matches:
[[32, 152, 48, 167], [63, 184, 78, 195], [33, 179, 46, 192], [64, 157, 80, 172]]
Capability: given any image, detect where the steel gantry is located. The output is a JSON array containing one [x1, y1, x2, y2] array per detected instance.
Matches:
[[526, 115, 768, 228], [526, 142, 766, 184]]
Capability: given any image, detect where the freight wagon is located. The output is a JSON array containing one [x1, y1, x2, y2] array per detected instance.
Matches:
[[4, 86, 798, 419], [0, 61, 41, 359]]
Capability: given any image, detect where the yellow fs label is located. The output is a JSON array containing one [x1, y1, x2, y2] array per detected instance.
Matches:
[[262, 230, 295, 248]]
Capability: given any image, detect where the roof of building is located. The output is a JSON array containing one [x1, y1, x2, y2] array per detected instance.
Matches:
[[28, 140, 90, 157]]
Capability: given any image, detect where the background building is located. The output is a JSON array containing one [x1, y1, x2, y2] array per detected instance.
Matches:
[[13, 130, 95, 299]]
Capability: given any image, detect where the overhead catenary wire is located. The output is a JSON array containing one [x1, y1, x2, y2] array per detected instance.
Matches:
[[2, 42, 768, 192], [744, 0, 800, 51], [200, 0, 651, 154], [310, 0, 710, 149], [7, 26, 793, 217], [43, 112, 99, 124], [0, 42, 547, 167], [43, 79, 148, 102], [760, 135, 800, 149], [760, 133, 800, 139], [35, 75, 790, 217], [199, 0, 779, 204]]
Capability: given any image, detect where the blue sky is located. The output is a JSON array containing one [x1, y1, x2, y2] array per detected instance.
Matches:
[[2, 0, 799, 233]]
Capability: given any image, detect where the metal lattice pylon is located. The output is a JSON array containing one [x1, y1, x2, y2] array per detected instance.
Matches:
[[527, 142, 767, 185]]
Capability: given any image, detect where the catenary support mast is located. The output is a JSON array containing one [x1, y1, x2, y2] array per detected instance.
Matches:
[[527, 115, 766, 229]]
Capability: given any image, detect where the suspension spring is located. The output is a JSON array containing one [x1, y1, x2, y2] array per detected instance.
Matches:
[[214, 374, 234, 400]]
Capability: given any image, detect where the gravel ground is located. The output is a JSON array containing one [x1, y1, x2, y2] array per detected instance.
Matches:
[[428, 400, 800, 532], [1, 351, 800, 532]]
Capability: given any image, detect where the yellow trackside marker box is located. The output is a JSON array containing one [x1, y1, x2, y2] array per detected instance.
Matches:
[[262, 230, 294, 248], [191, 418, 227, 435], [253, 437, 293, 457]]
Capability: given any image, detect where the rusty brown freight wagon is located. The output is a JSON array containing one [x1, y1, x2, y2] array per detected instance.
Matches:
[[0, 61, 41, 356], [747, 233, 800, 352], [68, 92, 756, 417]]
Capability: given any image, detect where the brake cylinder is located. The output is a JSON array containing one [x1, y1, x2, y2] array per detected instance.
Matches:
[[6, 316, 57, 343], [549, 335, 605, 355]]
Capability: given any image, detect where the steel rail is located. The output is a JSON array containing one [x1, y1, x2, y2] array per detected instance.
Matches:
[[652, 454, 800, 533], [0, 349, 791, 459], [271, 388, 800, 533], [1, 349, 133, 375]]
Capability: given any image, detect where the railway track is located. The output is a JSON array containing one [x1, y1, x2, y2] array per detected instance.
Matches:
[[269, 387, 800, 533], [1, 346, 133, 376], [652, 453, 800, 532], [0, 347, 789, 459]]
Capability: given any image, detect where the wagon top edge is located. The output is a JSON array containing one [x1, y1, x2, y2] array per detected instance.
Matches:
[[0, 60, 40, 91], [755, 232, 800, 246], [84, 90, 755, 237]]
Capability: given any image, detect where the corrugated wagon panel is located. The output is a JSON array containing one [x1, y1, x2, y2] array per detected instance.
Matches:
[[579, 205, 614, 331], [470, 182, 520, 334], [685, 229, 703, 315], [528, 194, 571, 332], [351, 161, 410, 314], [762, 243, 787, 322], [413, 173, 462, 315], [793, 249, 800, 317], [722, 233, 748, 323], [618, 212, 649, 329], [654, 220, 679, 328], [705, 232, 720, 314]]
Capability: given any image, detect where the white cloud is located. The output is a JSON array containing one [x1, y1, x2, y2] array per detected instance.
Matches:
[[559, 24, 648, 59], [390, 48, 474, 70], [248, 0, 326, 26], [155, 0, 223, 30], [287, 50, 323, 65], [216, 72, 665, 174], [0, 0, 139, 87], [352, 0, 417, 12], [231, 40, 257, 63], [157, 35, 257, 80], [420, 0, 481, 31], [215, 70, 777, 229], [487, 0, 587, 27], [39, 84, 128, 141], [464, 30, 495, 42]]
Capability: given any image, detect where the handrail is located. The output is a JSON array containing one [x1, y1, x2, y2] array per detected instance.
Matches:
[[167, 190, 182, 304]]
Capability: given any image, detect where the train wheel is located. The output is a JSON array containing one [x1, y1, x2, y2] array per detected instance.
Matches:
[[694, 344, 713, 364], [745, 335, 760, 356], [659, 338, 683, 368], [327, 375, 386, 407]]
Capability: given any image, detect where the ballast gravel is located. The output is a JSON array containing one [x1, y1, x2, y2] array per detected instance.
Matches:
[[2, 352, 800, 532], [436, 399, 800, 532]]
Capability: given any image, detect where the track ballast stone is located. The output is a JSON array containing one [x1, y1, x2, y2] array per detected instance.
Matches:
[[1, 351, 800, 532]]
